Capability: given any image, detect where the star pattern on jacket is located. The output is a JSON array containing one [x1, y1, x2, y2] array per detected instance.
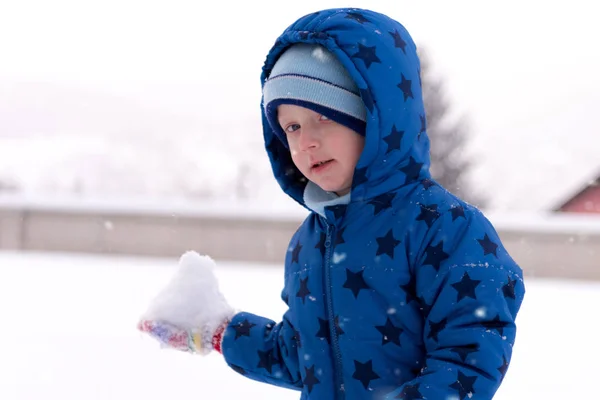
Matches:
[[375, 317, 403, 346], [427, 317, 447, 342], [422, 240, 449, 272], [352, 359, 380, 389], [498, 355, 509, 379], [352, 43, 381, 69], [257, 348, 276, 374], [503, 277, 517, 299], [422, 178, 435, 190], [399, 273, 417, 304], [329, 204, 348, 220], [232, 319, 257, 340], [291, 328, 302, 348], [303, 365, 321, 393], [450, 344, 479, 362], [376, 229, 401, 259], [316, 233, 327, 257], [335, 227, 346, 246], [396, 383, 423, 399], [353, 166, 370, 187], [398, 73, 414, 101], [230, 364, 247, 376], [416, 203, 440, 228], [419, 114, 427, 139], [291, 240, 302, 263], [368, 192, 396, 216], [389, 29, 407, 53], [451, 204, 466, 221], [343, 268, 370, 298], [449, 370, 478, 399], [417, 296, 432, 317], [316, 317, 345, 344], [384, 125, 404, 154], [296, 276, 311, 304], [478, 233, 499, 257], [400, 156, 424, 182], [359, 88, 375, 113], [451, 272, 482, 302], [345, 11, 370, 24], [478, 314, 509, 336]]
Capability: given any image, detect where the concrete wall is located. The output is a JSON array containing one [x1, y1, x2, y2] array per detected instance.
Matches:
[[0, 197, 599, 281]]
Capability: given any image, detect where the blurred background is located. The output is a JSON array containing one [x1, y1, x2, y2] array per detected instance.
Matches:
[[0, 0, 598, 399]]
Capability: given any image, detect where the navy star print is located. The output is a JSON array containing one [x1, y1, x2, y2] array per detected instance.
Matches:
[[428, 317, 447, 342], [352, 360, 380, 389], [345, 11, 370, 24], [352, 43, 381, 69], [368, 192, 396, 216], [449, 370, 478, 399], [376, 229, 400, 259], [384, 125, 404, 153], [232, 319, 256, 340], [451, 272, 482, 302], [390, 29, 407, 53], [343, 268, 370, 298], [400, 273, 417, 304], [296, 277, 311, 304], [416, 203, 440, 228], [422, 241, 449, 272], [397, 383, 423, 399], [257, 349, 276, 374], [451, 204, 466, 221], [303, 365, 321, 393], [291, 241, 302, 263], [353, 166, 369, 187], [478, 233, 499, 257], [375, 317, 403, 346], [398, 73, 414, 101], [400, 156, 424, 181], [315, 233, 327, 257]]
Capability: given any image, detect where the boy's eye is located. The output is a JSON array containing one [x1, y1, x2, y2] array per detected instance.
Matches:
[[285, 123, 301, 133]]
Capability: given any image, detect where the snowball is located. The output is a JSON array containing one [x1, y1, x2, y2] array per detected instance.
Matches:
[[139, 251, 234, 332]]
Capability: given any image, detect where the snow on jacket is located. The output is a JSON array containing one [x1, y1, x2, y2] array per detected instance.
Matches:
[[221, 8, 525, 400]]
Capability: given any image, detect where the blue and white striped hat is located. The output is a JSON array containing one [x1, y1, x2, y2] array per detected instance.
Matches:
[[263, 43, 367, 146]]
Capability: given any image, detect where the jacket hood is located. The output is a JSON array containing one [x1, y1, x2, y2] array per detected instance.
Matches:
[[261, 8, 431, 207]]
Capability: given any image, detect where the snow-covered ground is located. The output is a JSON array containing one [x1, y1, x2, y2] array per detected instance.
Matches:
[[0, 250, 597, 399]]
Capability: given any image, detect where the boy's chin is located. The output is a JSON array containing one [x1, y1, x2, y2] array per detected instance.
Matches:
[[316, 183, 351, 196]]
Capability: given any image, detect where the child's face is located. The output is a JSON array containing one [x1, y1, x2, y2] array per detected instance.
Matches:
[[277, 104, 365, 196]]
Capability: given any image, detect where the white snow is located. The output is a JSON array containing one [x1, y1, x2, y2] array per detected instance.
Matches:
[[0, 250, 597, 399]]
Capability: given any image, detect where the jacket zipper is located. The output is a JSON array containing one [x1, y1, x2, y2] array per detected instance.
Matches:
[[323, 220, 345, 399]]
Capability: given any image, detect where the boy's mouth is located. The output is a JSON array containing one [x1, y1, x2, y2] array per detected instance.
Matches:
[[311, 159, 334, 171], [311, 159, 332, 167]]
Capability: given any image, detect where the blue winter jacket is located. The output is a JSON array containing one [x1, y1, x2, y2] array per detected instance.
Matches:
[[221, 8, 525, 400]]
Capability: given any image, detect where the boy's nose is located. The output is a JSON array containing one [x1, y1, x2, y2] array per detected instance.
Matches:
[[298, 128, 319, 151]]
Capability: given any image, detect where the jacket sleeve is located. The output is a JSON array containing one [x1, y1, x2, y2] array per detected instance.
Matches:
[[390, 205, 526, 400], [220, 287, 302, 391]]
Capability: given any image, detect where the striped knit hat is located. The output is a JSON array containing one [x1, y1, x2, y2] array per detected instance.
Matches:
[[263, 43, 367, 147]]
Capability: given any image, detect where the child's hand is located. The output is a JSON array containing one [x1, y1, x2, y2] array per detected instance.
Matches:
[[138, 319, 228, 355], [137, 251, 235, 356], [138, 319, 204, 353]]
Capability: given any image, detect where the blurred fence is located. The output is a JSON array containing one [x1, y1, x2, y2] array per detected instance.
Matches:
[[0, 196, 599, 280]]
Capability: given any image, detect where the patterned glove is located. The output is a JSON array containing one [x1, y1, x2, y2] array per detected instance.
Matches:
[[137, 319, 228, 355]]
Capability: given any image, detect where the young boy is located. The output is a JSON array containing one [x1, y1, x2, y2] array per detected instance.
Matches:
[[139, 7, 525, 399]]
